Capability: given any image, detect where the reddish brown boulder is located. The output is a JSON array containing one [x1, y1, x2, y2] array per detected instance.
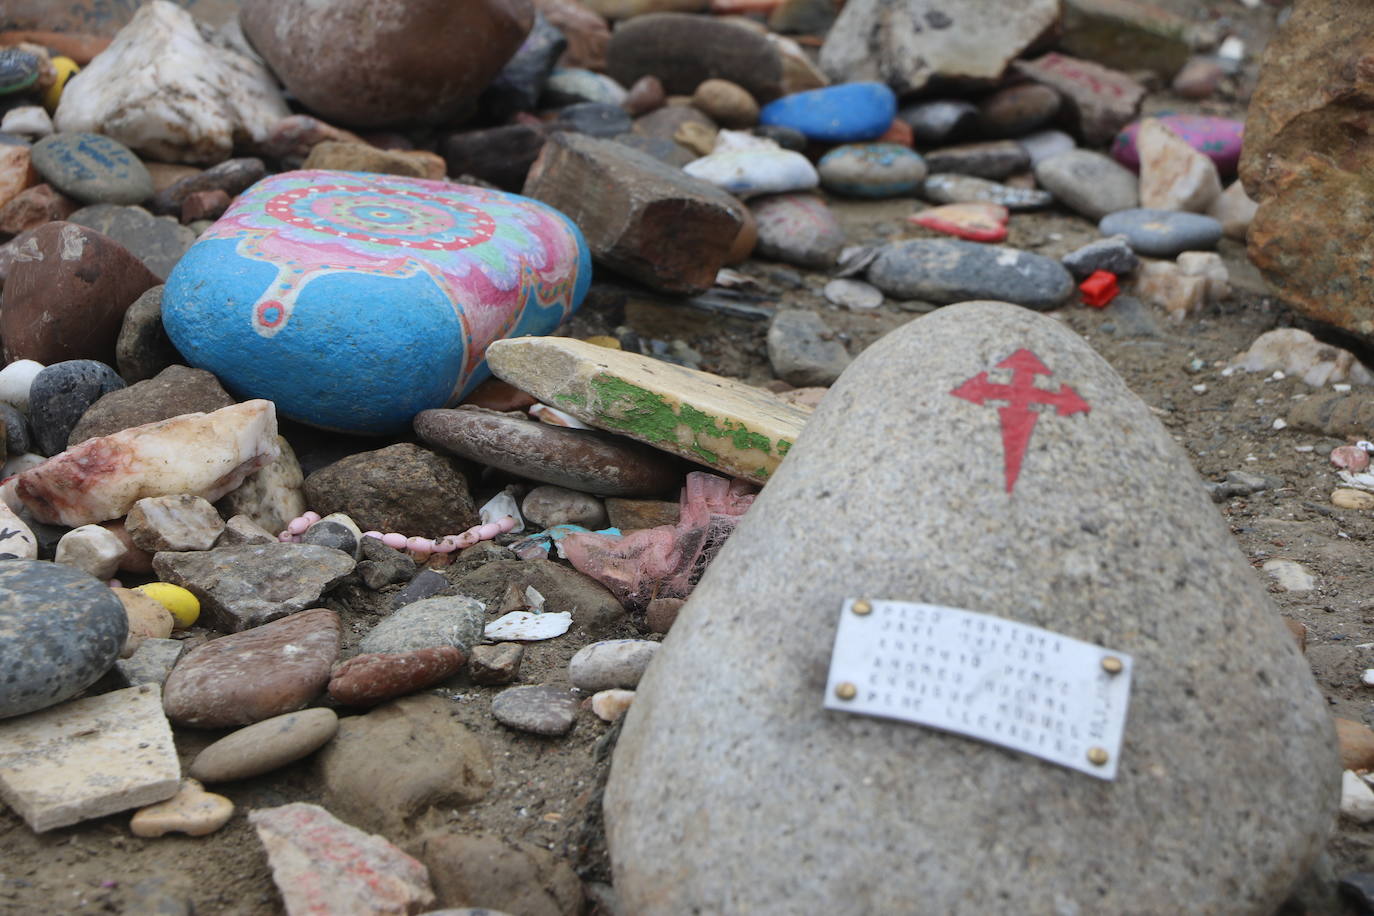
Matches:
[[0, 183, 78, 236], [328, 648, 467, 707], [240, 0, 535, 129], [162, 608, 341, 728], [1239, 0, 1374, 344], [0, 221, 159, 365]]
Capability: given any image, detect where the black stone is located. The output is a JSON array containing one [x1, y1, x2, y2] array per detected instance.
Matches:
[[922, 140, 1029, 180], [552, 103, 634, 139], [355, 535, 416, 590], [1061, 236, 1140, 279], [0, 558, 127, 719], [442, 124, 547, 192], [481, 13, 566, 121], [390, 568, 449, 611], [115, 285, 182, 383], [752, 125, 808, 152], [0, 402, 31, 456], [29, 360, 126, 456], [300, 520, 358, 557], [612, 134, 695, 168], [147, 158, 266, 217], [1340, 872, 1374, 914]]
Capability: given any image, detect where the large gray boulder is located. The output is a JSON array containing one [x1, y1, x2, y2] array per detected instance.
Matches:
[[604, 301, 1338, 914]]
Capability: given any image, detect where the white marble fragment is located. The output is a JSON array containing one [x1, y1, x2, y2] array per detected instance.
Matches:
[[1261, 558, 1315, 594], [1235, 329, 1374, 388], [1177, 251, 1229, 300], [54, 0, 289, 164], [484, 611, 573, 641], [1343, 770, 1374, 823], [1138, 119, 1222, 213], [55, 524, 128, 579], [126, 494, 226, 552], [0, 359, 45, 413], [0, 106, 52, 138], [15, 400, 280, 527]]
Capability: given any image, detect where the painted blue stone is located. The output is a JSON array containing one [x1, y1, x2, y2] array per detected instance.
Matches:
[[759, 82, 897, 143], [162, 170, 591, 436], [817, 143, 927, 198]]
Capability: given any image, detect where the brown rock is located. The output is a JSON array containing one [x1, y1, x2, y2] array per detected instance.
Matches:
[[1172, 56, 1223, 99], [114, 587, 174, 640], [240, 0, 535, 129], [144, 162, 202, 195], [460, 377, 539, 412], [1239, 0, 1374, 345], [129, 778, 233, 837], [67, 364, 234, 445], [469, 642, 524, 685], [523, 132, 744, 295], [103, 519, 154, 574], [413, 830, 584, 916], [977, 83, 1062, 138], [605, 497, 680, 530], [0, 30, 110, 65], [161, 607, 340, 728], [0, 144, 38, 211], [415, 406, 684, 498], [1336, 717, 1374, 771], [645, 596, 684, 633], [691, 78, 759, 128], [179, 189, 230, 222], [0, 221, 159, 365], [726, 204, 757, 264], [1014, 52, 1146, 146], [623, 75, 666, 116], [146, 157, 266, 217], [328, 648, 467, 707], [441, 124, 547, 191], [1287, 392, 1374, 440], [533, 0, 610, 70], [448, 556, 627, 635], [607, 14, 784, 102], [304, 443, 479, 538], [301, 141, 440, 180], [1285, 618, 1307, 653], [0, 183, 77, 236], [317, 695, 494, 835], [255, 115, 368, 165]]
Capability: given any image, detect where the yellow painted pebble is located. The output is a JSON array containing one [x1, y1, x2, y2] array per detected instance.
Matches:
[[583, 335, 622, 350], [43, 57, 80, 113], [134, 582, 200, 628]]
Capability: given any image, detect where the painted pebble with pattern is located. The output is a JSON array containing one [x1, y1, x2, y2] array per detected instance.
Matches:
[[161, 170, 591, 435], [1111, 114, 1244, 176]]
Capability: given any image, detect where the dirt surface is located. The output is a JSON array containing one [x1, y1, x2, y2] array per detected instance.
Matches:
[[6, 2, 1374, 914]]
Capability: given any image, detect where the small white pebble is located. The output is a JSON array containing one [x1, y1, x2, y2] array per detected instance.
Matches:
[[1362, 669, 1374, 687], [1221, 366, 1236, 377], [1245, 455, 1257, 462], [1192, 384, 1207, 394], [1334, 383, 1353, 392], [1342, 771, 1374, 822], [1269, 370, 1285, 381], [1272, 418, 1288, 430], [1295, 445, 1315, 453]]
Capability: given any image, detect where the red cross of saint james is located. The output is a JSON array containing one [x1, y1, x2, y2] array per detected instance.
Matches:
[[950, 348, 1090, 493]]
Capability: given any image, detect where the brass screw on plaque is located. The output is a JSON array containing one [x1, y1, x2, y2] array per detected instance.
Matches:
[[1101, 656, 1124, 675], [1087, 747, 1110, 766], [835, 682, 857, 701], [852, 600, 873, 616]]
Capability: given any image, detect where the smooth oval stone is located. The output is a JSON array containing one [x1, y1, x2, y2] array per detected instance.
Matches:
[[749, 193, 845, 269], [0, 49, 41, 96], [896, 99, 978, 146], [544, 68, 628, 107], [28, 359, 126, 457], [327, 647, 467, 707], [923, 140, 1029, 180], [1034, 149, 1139, 220], [30, 133, 154, 205], [1017, 129, 1076, 166], [162, 171, 591, 435], [867, 239, 1073, 309], [922, 174, 1052, 211], [1111, 114, 1244, 176], [0, 559, 127, 719], [817, 144, 927, 198], [682, 148, 818, 198], [569, 639, 659, 691], [358, 596, 486, 656], [189, 708, 340, 783], [977, 83, 1061, 138], [1098, 208, 1223, 258], [758, 82, 896, 143], [415, 406, 684, 497], [300, 520, 358, 556], [604, 301, 1338, 914], [491, 684, 579, 736]]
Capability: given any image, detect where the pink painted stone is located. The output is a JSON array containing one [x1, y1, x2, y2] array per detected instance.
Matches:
[[249, 802, 436, 915], [1111, 114, 1245, 177], [327, 647, 466, 707], [1331, 446, 1371, 472]]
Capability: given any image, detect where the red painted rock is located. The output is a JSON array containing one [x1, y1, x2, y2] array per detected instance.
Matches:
[[161, 608, 340, 728], [909, 202, 1009, 242], [240, 0, 535, 129], [0, 221, 159, 365], [1014, 53, 1146, 146], [0, 183, 78, 235], [328, 647, 467, 707]]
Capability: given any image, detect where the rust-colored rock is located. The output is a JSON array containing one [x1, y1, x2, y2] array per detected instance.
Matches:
[[0, 183, 78, 236], [523, 132, 744, 295], [1337, 717, 1374, 771], [179, 189, 230, 222], [162, 608, 340, 728], [1240, 0, 1374, 344], [533, 0, 609, 70], [0, 221, 159, 365], [328, 648, 467, 707], [240, 0, 535, 129], [0, 144, 38, 212]]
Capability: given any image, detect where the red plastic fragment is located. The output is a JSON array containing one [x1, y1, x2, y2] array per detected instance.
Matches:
[[1080, 270, 1119, 308]]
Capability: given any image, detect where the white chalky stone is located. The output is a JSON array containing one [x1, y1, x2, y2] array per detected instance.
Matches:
[[0, 360, 45, 414], [55, 525, 128, 580]]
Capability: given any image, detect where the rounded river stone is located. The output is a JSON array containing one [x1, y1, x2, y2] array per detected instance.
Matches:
[[1098, 208, 1223, 258], [0, 559, 127, 719], [30, 132, 154, 206], [866, 239, 1073, 309]]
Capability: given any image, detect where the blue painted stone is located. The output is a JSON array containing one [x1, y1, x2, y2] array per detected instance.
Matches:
[[162, 170, 591, 435], [1098, 209, 1223, 258], [758, 82, 896, 143], [0, 559, 127, 719], [817, 144, 927, 198]]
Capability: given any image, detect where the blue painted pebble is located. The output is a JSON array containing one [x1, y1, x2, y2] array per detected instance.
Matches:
[[0, 559, 128, 719], [817, 144, 927, 198], [28, 359, 125, 456], [1098, 209, 1223, 258], [162, 170, 591, 436], [30, 132, 154, 206], [866, 239, 1074, 310], [758, 81, 896, 143]]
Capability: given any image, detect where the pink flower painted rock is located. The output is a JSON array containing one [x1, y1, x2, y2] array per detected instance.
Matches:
[[162, 170, 591, 435], [1111, 114, 1245, 177]]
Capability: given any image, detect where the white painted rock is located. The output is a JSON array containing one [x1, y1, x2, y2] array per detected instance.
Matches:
[[684, 148, 819, 199], [54, 524, 127, 579], [54, 0, 289, 164], [1235, 329, 1374, 388], [484, 611, 573, 641], [1138, 119, 1222, 213], [14, 400, 280, 527]]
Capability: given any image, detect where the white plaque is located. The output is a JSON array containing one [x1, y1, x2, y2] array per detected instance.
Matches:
[[824, 599, 1133, 780]]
